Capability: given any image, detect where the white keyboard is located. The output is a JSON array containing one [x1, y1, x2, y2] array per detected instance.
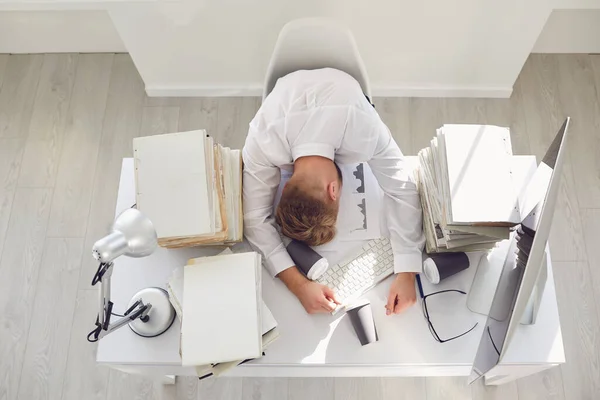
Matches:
[[316, 237, 395, 314]]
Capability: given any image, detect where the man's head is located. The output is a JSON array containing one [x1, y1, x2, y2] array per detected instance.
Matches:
[[275, 157, 343, 246]]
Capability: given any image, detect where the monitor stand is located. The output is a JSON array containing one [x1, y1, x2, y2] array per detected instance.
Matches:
[[467, 235, 547, 325]]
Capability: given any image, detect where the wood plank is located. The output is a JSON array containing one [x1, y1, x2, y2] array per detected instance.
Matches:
[[78, 54, 145, 290], [552, 261, 600, 400], [555, 55, 600, 208], [0, 188, 52, 400], [515, 55, 586, 262], [409, 98, 444, 154], [18, 54, 77, 187], [178, 98, 218, 134], [17, 238, 83, 400], [139, 106, 180, 137], [517, 367, 565, 400], [144, 96, 183, 107], [60, 289, 109, 400], [0, 54, 8, 90], [471, 379, 518, 400], [590, 55, 600, 107], [197, 377, 243, 400], [0, 138, 24, 256], [215, 97, 240, 146], [580, 208, 600, 324], [288, 378, 333, 400], [373, 98, 413, 155], [441, 98, 488, 124], [215, 97, 260, 149], [425, 377, 472, 400], [509, 71, 533, 155], [0, 54, 44, 139], [242, 377, 288, 400], [334, 378, 382, 400], [176, 376, 199, 400], [441, 98, 512, 145], [380, 377, 426, 400], [106, 369, 174, 400], [480, 99, 511, 128], [47, 54, 114, 238]]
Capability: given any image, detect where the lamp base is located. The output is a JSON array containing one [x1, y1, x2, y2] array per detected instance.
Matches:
[[127, 287, 176, 338]]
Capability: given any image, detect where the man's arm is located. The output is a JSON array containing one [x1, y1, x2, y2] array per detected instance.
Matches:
[[367, 125, 425, 273], [243, 136, 340, 314], [242, 137, 295, 277], [278, 267, 340, 314], [367, 122, 425, 314]]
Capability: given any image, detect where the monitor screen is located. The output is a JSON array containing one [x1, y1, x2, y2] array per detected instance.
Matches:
[[469, 117, 570, 384]]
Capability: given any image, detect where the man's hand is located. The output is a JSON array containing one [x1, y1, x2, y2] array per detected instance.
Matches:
[[278, 267, 341, 314], [386, 272, 417, 315]]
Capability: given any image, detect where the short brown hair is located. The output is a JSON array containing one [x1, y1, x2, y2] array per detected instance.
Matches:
[[275, 182, 337, 246]]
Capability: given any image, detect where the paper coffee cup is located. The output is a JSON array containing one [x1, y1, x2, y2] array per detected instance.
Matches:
[[345, 300, 378, 346]]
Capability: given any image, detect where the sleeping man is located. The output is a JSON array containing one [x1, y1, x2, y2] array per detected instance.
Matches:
[[242, 68, 424, 315]]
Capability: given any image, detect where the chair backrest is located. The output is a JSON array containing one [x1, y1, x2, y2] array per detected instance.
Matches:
[[263, 18, 371, 101]]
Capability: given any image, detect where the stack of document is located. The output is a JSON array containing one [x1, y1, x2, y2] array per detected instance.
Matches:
[[133, 130, 242, 248], [168, 250, 279, 377], [416, 124, 521, 253]]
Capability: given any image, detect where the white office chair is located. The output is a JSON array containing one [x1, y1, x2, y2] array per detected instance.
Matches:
[[262, 18, 372, 101]]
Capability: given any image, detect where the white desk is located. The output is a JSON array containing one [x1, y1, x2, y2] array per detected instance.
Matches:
[[97, 158, 564, 385]]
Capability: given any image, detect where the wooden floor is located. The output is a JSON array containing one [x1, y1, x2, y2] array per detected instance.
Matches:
[[0, 53, 598, 400]]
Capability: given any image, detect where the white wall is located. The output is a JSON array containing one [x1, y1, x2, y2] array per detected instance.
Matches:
[[0, 10, 125, 53], [533, 9, 600, 53], [1, 0, 599, 98], [108, 0, 552, 98]]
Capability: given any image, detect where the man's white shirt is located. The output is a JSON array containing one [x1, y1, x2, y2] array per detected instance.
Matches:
[[243, 68, 424, 277]]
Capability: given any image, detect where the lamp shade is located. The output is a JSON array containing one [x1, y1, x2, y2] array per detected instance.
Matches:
[[92, 208, 157, 263]]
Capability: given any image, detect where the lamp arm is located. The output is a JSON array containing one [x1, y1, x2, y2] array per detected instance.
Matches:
[[99, 302, 153, 338], [87, 262, 152, 342]]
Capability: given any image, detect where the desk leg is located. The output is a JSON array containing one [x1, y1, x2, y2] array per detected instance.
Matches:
[[161, 375, 176, 385]]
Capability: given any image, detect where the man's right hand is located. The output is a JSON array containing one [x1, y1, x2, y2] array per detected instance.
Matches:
[[278, 267, 341, 314]]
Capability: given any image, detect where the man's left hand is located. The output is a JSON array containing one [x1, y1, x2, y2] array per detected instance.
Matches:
[[386, 272, 417, 315]]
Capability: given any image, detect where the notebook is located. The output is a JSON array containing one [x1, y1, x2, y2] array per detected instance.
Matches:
[[133, 130, 242, 248], [181, 252, 263, 366]]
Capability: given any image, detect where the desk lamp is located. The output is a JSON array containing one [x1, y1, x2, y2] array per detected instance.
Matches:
[[87, 208, 176, 342]]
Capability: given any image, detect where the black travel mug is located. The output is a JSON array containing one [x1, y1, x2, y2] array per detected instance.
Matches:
[[286, 239, 329, 280], [422, 252, 470, 284]]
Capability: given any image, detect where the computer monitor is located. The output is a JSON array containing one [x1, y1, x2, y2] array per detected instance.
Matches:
[[469, 117, 570, 384]]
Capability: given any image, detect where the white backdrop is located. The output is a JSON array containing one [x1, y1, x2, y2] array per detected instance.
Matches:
[[0, 0, 599, 98]]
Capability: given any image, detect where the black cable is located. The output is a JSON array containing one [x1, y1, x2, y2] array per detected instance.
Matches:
[[87, 329, 99, 343], [487, 326, 500, 356], [111, 312, 126, 317]]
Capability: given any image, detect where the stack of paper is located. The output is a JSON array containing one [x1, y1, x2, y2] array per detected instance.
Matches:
[[133, 130, 242, 248], [416, 124, 521, 253], [167, 249, 279, 377], [180, 251, 276, 375]]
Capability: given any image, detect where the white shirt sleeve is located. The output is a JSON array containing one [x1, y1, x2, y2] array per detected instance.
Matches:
[[368, 122, 425, 274], [242, 130, 295, 278]]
